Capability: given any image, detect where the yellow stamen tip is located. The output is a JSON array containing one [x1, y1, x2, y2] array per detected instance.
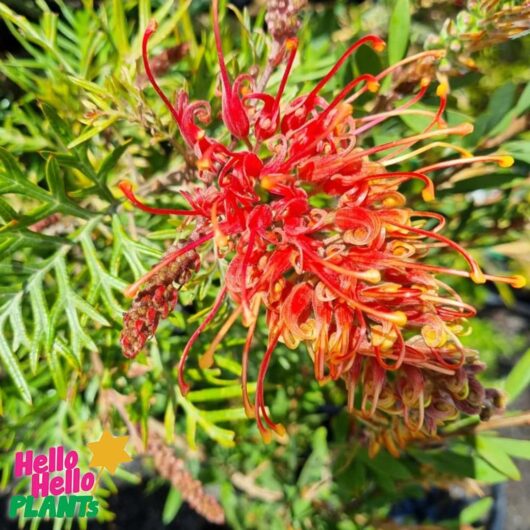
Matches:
[[260, 430, 273, 444], [196, 158, 211, 171], [261, 174, 278, 190], [420, 77, 431, 88], [511, 275, 526, 289], [498, 155, 514, 168], [285, 37, 298, 50], [198, 352, 214, 369], [470, 271, 486, 284], [244, 403, 255, 418], [361, 269, 381, 284], [436, 83, 449, 98], [274, 424, 287, 437], [367, 81, 380, 93], [374, 42, 386, 53], [421, 188, 435, 202], [390, 311, 407, 327]]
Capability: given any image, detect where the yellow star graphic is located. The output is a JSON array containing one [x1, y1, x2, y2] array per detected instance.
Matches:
[[87, 429, 132, 474]]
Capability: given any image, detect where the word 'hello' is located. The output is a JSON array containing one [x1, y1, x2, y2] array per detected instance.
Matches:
[[14, 447, 96, 498]]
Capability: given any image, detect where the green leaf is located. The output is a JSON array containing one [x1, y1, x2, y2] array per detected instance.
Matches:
[[439, 173, 523, 195], [504, 348, 530, 403], [475, 436, 521, 480], [513, 82, 530, 116], [362, 448, 412, 480], [176, 388, 236, 448], [504, 141, 530, 165], [41, 103, 74, 145], [202, 408, 249, 423], [491, 438, 530, 461], [410, 447, 508, 484], [66, 117, 119, 150], [187, 383, 256, 402], [79, 230, 127, 321], [0, 198, 18, 222], [388, 0, 410, 65], [466, 83, 517, 144], [29, 280, 50, 373], [138, 0, 151, 33], [298, 427, 329, 488], [112, 0, 129, 55], [0, 330, 32, 404], [97, 141, 131, 184], [162, 487, 183, 525], [460, 497, 493, 525], [46, 341, 67, 398]]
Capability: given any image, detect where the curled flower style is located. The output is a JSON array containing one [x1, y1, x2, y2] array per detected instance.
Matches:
[[120, 0, 525, 446]]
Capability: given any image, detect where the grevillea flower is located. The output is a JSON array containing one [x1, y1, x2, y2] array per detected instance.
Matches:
[[120, 0, 525, 448]]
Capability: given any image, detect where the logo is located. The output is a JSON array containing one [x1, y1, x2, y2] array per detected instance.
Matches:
[[8, 429, 131, 520]]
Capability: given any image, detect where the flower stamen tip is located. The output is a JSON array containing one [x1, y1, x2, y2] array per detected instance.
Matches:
[[436, 83, 449, 98], [511, 275, 526, 289], [363, 269, 381, 284], [260, 430, 273, 444], [498, 155, 514, 168], [199, 352, 215, 369], [285, 37, 298, 50], [390, 311, 407, 327], [470, 271, 486, 284], [421, 188, 435, 202], [373, 39, 386, 53], [197, 158, 211, 171], [118, 180, 133, 193], [274, 424, 287, 437], [367, 81, 380, 93]]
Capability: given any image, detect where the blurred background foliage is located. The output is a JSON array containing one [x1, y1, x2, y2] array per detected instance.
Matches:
[[0, 0, 529, 529]]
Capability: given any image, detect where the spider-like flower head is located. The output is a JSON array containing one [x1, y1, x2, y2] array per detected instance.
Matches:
[[121, 0, 525, 448]]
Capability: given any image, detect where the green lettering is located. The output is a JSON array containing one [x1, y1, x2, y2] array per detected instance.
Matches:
[[77, 495, 89, 517], [23, 495, 38, 518], [87, 498, 99, 518], [8, 495, 27, 518], [57, 495, 77, 517], [38, 496, 57, 518]]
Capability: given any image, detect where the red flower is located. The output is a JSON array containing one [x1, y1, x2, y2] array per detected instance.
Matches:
[[120, 0, 525, 447]]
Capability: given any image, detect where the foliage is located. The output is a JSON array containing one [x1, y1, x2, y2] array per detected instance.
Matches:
[[0, 0, 529, 529]]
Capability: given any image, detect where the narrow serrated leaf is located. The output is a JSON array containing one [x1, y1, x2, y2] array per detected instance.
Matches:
[[0, 331, 32, 404]]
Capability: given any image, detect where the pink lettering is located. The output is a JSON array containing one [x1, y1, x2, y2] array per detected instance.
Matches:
[[33, 454, 47, 473], [31, 472, 50, 497], [49, 476, 64, 495], [65, 451, 78, 470], [14, 451, 33, 477], [81, 472, 95, 491]]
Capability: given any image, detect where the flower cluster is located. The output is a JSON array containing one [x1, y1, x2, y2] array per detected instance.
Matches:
[[120, 0, 524, 447]]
